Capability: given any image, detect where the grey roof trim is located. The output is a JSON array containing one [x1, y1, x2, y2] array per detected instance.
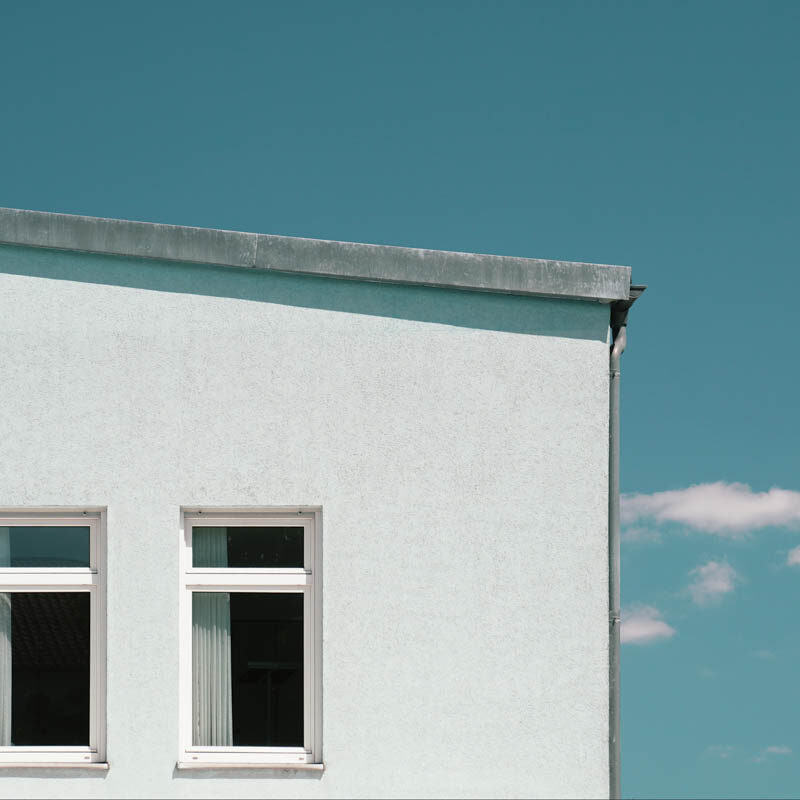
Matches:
[[0, 207, 632, 301]]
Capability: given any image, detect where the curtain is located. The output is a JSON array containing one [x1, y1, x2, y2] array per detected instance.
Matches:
[[192, 527, 233, 746], [0, 528, 11, 746]]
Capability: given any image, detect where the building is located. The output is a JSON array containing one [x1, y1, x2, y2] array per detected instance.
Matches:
[[0, 208, 643, 798]]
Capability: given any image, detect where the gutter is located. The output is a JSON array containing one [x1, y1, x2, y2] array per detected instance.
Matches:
[[608, 284, 646, 800]]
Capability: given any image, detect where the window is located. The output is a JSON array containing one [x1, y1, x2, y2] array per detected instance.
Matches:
[[0, 511, 106, 765], [179, 510, 321, 767]]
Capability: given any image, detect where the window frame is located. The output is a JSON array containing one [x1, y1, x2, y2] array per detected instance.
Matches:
[[178, 509, 322, 768], [0, 510, 107, 766]]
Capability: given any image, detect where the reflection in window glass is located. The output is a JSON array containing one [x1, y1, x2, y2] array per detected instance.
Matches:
[[0, 527, 90, 568], [0, 592, 90, 745], [192, 527, 304, 569], [193, 592, 303, 747]]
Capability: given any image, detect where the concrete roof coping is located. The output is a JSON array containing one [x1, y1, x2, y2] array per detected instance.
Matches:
[[0, 207, 633, 302]]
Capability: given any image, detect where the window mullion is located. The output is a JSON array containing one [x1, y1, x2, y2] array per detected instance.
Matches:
[[185, 573, 311, 590], [0, 577, 96, 590]]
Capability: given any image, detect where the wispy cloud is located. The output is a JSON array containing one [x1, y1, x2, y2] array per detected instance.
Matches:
[[706, 745, 735, 759], [765, 746, 792, 755], [622, 482, 800, 535], [708, 745, 793, 764], [788, 545, 800, 567], [621, 526, 662, 544], [753, 745, 792, 763], [620, 606, 676, 645], [688, 560, 741, 606], [698, 666, 717, 678], [753, 649, 776, 660]]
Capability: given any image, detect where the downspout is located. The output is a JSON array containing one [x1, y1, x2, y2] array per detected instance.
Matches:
[[609, 284, 645, 800]]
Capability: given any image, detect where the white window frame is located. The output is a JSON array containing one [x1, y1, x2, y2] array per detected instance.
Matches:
[[0, 510, 107, 766], [178, 508, 322, 768]]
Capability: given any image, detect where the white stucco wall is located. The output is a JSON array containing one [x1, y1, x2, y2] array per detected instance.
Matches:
[[0, 243, 611, 799]]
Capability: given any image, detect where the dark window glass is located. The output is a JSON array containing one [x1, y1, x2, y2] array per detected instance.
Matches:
[[231, 593, 303, 746], [192, 527, 304, 568], [192, 592, 303, 747], [7, 592, 90, 745], [5, 527, 90, 568]]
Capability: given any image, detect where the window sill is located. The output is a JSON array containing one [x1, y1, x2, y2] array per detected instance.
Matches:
[[176, 761, 324, 772], [0, 762, 109, 770]]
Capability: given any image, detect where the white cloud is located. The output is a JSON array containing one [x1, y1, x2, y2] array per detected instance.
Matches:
[[620, 606, 676, 645], [788, 545, 800, 566], [687, 560, 740, 606], [622, 482, 800, 535]]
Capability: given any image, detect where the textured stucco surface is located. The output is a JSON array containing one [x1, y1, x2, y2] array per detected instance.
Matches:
[[0, 244, 611, 799]]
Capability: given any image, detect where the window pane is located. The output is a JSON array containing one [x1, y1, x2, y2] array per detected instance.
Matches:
[[193, 592, 303, 747], [0, 592, 90, 746], [0, 527, 90, 568], [192, 527, 304, 568]]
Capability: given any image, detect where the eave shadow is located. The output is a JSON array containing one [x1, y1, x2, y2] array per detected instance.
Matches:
[[0, 244, 609, 341]]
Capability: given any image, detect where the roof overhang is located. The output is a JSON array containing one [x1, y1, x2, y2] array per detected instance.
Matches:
[[0, 207, 633, 302]]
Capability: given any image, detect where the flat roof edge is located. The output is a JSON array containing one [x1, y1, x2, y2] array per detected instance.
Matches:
[[0, 207, 632, 301]]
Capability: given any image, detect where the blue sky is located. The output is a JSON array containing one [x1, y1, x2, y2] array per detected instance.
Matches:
[[2, 1, 799, 796]]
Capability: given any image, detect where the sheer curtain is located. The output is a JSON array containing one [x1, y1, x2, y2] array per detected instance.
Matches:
[[192, 527, 233, 746], [0, 528, 11, 746]]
